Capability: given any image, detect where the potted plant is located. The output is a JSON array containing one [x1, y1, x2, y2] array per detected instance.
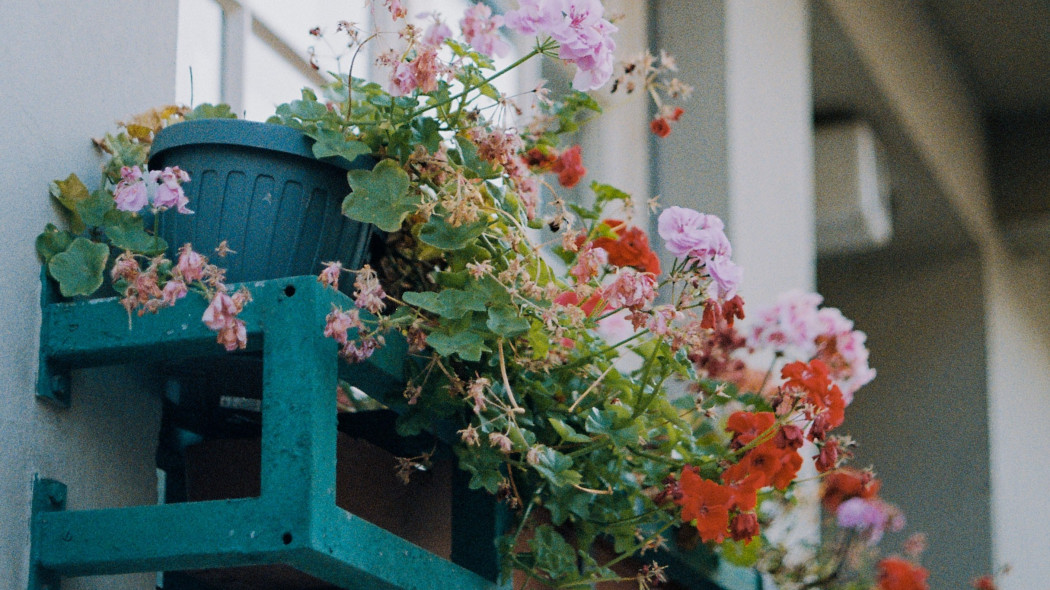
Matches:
[[36, 2, 947, 589]]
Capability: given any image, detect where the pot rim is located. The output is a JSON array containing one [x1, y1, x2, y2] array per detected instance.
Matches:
[[149, 118, 371, 171]]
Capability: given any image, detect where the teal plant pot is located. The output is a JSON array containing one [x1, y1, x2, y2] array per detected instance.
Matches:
[[149, 118, 376, 284]]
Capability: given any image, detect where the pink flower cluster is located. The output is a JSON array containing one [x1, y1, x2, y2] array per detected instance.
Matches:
[[836, 496, 905, 545], [746, 289, 876, 403], [113, 165, 193, 214], [461, 3, 510, 58], [202, 288, 250, 351], [505, 0, 618, 90], [657, 206, 742, 300]]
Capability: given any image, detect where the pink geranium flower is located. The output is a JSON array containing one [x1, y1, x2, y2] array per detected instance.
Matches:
[[461, 3, 510, 58]]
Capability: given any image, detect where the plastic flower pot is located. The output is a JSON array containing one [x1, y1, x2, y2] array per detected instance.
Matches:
[[149, 118, 376, 285]]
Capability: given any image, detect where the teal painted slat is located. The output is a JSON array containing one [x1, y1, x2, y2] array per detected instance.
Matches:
[[33, 498, 289, 575], [29, 477, 65, 590], [306, 507, 498, 590]]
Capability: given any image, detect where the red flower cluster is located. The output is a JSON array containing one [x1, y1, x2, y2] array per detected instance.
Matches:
[[551, 144, 586, 188], [820, 467, 880, 512], [673, 467, 759, 544], [591, 219, 662, 275], [876, 557, 930, 590], [721, 411, 803, 492], [650, 106, 685, 138], [779, 359, 847, 471]]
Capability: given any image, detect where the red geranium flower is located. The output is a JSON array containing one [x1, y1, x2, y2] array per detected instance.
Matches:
[[675, 468, 733, 543], [524, 146, 557, 170], [782, 359, 845, 429], [722, 439, 802, 491], [821, 467, 880, 511], [725, 411, 776, 449], [877, 557, 930, 590], [591, 219, 662, 275], [552, 145, 586, 188], [650, 117, 672, 138]]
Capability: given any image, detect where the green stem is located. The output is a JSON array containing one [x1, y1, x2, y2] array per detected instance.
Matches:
[[400, 44, 546, 124], [630, 345, 664, 419]]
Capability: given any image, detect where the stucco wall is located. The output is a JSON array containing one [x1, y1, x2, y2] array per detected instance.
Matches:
[[0, 1, 178, 588]]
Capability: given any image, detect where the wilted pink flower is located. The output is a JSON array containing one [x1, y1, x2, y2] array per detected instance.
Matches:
[[324, 307, 362, 345], [114, 166, 149, 212], [570, 243, 607, 283], [461, 3, 510, 57], [161, 279, 187, 306], [176, 244, 206, 282], [341, 335, 382, 363], [389, 61, 418, 96], [488, 431, 513, 453], [318, 261, 343, 290], [153, 167, 193, 213], [202, 291, 238, 331], [602, 268, 657, 311], [353, 265, 387, 314], [111, 251, 140, 282], [216, 318, 247, 351]]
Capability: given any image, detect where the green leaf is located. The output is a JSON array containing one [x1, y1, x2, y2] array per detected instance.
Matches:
[[403, 288, 487, 319], [35, 224, 74, 262], [720, 536, 762, 567], [411, 117, 443, 154], [532, 448, 583, 489], [343, 159, 417, 232], [426, 329, 488, 362], [184, 103, 237, 120], [75, 190, 115, 228], [529, 525, 578, 580], [486, 305, 529, 337], [49, 173, 91, 232], [452, 137, 499, 179], [104, 211, 167, 255], [310, 128, 372, 161], [418, 217, 488, 250], [548, 418, 592, 444], [584, 407, 642, 447], [590, 181, 631, 204], [47, 238, 109, 297]]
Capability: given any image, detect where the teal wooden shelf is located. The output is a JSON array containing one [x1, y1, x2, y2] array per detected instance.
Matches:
[[31, 275, 499, 590], [30, 274, 764, 590]]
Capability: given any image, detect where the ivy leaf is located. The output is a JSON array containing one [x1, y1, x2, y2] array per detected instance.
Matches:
[[310, 128, 371, 161], [47, 237, 109, 297], [104, 211, 167, 255], [487, 305, 529, 337], [344, 159, 416, 232], [35, 224, 74, 262], [75, 190, 115, 228], [49, 173, 91, 233], [426, 329, 488, 362], [532, 448, 583, 489], [548, 418, 592, 443], [419, 217, 489, 251]]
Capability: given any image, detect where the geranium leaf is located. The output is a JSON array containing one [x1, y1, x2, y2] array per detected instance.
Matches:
[[529, 526, 578, 579], [35, 224, 74, 262], [548, 417, 592, 443], [75, 190, 115, 228], [487, 305, 529, 337], [104, 211, 167, 255], [426, 329, 488, 362], [419, 217, 488, 250], [310, 128, 371, 161], [532, 448, 582, 489], [184, 103, 237, 120], [47, 237, 109, 297], [49, 173, 91, 233], [344, 159, 417, 232]]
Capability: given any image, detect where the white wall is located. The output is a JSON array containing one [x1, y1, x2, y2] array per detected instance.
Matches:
[[0, 1, 179, 588]]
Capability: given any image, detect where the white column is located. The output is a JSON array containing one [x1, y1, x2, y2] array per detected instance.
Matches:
[[653, 0, 815, 306]]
